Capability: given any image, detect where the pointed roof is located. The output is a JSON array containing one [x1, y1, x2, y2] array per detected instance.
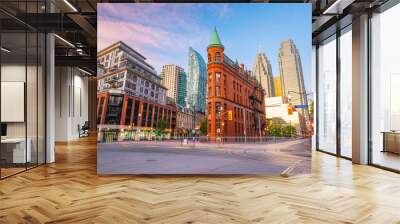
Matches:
[[208, 27, 224, 48]]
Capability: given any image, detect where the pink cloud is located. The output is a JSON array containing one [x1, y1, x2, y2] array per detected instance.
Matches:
[[97, 4, 212, 73]]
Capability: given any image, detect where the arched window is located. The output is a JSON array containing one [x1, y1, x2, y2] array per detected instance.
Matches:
[[208, 54, 211, 61], [215, 52, 221, 62]]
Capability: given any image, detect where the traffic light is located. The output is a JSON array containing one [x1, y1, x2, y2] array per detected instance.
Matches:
[[227, 110, 233, 120], [287, 105, 293, 115]]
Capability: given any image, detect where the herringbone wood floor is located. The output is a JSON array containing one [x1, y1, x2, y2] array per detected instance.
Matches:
[[1, 136, 400, 224]]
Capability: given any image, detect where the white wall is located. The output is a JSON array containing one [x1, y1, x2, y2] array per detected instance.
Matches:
[[1, 63, 46, 164], [55, 67, 89, 141]]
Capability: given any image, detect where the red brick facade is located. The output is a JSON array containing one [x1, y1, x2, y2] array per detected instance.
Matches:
[[206, 38, 266, 139], [97, 92, 176, 131]]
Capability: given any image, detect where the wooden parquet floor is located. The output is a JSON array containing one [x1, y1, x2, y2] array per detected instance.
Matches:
[[1, 136, 400, 224]]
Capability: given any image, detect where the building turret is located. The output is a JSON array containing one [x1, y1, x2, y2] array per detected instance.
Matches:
[[207, 28, 224, 64]]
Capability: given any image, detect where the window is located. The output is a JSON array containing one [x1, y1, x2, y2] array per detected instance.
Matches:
[[1, 27, 47, 178], [142, 103, 148, 126], [153, 107, 159, 128], [317, 35, 337, 154], [215, 52, 221, 62], [125, 98, 133, 125], [340, 26, 352, 158], [216, 87, 220, 96], [370, 4, 400, 171], [216, 73, 221, 85], [147, 104, 153, 127]]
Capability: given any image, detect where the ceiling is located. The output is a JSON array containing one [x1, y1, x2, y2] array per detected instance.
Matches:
[[311, 0, 390, 43], [0, 0, 97, 75]]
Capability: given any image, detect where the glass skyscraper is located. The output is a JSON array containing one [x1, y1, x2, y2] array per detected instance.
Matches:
[[177, 70, 187, 108], [187, 47, 207, 113]]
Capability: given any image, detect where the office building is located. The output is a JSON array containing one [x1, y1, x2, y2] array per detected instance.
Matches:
[[279, 39, 309, 135], [187, 47, 207, 113], [97, 42, 177, 139], [252, 51, 275, 97], [161, 64, 186, 108], [97, 41, 167, 105], [273, 76, 282, 96], [206, 28, 266, 139]]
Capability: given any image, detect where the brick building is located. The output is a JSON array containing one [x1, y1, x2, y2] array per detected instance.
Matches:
[[97, 92, 176, 135], [206, 28, 266, 140], [97, 41, 177, 140]]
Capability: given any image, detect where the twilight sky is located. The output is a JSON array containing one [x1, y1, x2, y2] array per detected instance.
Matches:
[[98, 3, 312, 92]]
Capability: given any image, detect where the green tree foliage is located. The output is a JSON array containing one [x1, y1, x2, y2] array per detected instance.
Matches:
[[154, 120, 167, 136], [268, 124, 282, 137], [267, 123, 297, 137], [282, 125, 297, 137], [200, 120, 207, 135]]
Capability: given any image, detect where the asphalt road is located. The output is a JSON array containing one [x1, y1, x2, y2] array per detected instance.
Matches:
[[98, 138, 311, 175]]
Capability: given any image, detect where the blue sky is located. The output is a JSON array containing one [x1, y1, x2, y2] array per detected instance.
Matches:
[[98, 3, 312, 92]]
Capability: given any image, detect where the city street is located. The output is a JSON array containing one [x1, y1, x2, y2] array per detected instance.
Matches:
[[98, 138, 311, 175]]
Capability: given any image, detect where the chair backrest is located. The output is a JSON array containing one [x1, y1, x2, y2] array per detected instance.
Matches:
[[82, 121, 90, 129]]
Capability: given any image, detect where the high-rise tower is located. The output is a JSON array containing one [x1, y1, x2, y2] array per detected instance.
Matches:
[[187, 47, 207, 113], [252, 51, 275, 97], [161, 64, 186, 107], [278, 39, 309, 135]]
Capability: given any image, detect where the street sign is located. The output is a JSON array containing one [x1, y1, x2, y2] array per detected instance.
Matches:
[[294, 105, 308, 109]]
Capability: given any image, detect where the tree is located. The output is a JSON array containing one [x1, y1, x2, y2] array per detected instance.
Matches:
[[154, 119, 167, 136], [282, 125, 297, 137], [267, 124, 282, 137], [200, 120, 207, 135]]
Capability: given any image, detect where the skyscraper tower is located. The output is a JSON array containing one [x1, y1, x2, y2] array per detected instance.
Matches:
[[278, 39, 309, 135], [252, 51, 275, 97], [161, 64, 186, 107], [187, 47, 207, 113]]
